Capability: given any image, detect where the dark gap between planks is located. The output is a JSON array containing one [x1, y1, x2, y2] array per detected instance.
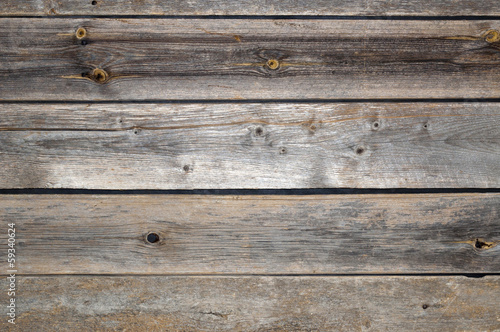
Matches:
[[3, 98, 500, 104], [4, 15, 500, 20], [1, 188, 500, 195]]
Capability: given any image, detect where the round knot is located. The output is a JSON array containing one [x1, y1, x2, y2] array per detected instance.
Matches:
[[266, 59, 280, 70], [76, 27, 87, 39], [92, 68, 108, 83], [485, 30, 500, 43]]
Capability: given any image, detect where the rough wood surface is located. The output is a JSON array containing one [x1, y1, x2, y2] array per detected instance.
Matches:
[[1, 276, 498, 331], [1, 102, 499, 189], [2, 19, 500, 100], [3, 0, 500, 16], [1, 194, 498, 274]]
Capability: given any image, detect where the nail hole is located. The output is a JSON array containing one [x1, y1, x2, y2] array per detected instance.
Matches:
[[146, 232, 160, 244], [279, 147, 287, 154], [266, 59, 280, 70], [423, 123, 428, 129], [91, 0, 97, 5], [356, 147, 365, 155], [422, 304, 429, 310], [76, 27, 86, 39], [133, 129, 139, 135], [183, 165, 190, 172], [372, 121, 380, 129], [255, 126, 264, 136]]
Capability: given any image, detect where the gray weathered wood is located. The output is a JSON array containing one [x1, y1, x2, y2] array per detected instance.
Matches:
[[2, 19, 500, 100], [1, 276, 498, 331], [1, 194, 498, 274], [1, 102, 499, 189], [3, 0, 500, 16]]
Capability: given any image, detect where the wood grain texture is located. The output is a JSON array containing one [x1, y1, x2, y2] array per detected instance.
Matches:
[[3, 0, 500, 16], [1, 194, 499, 274], [2, 19, 500, 100], [1, 276, 498, 331], [1, 102, 499, 189]]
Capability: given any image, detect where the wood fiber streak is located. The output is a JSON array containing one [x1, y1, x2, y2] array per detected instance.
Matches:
[[3, 0, 500, 16], [1, 19, 500, 100], [0, 276, 498, 331], [0, 103, 499, 189], [1, 194, 498, 274]]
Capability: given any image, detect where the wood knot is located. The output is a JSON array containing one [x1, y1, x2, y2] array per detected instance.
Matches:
[[146, 232, 160, 244], [266, 59, 280, 70], [76, 27, 87, 39], [473, 238, 495, 250], [355, 146, 366, 155], [254, 126, 264, 136], [92, 68, 108, 83], [484, 30, 500, 43]]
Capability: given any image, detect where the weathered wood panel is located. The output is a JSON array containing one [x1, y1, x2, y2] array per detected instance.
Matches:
[[3, 0, 500, 16], [2, 19, 500, 100], [1, 276, 498, 331], [1, 103, 499, 189], [1, 194, 498, 274]]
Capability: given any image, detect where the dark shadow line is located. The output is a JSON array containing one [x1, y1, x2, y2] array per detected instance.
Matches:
[[1, 273, 497, 278], [1, 98, 500, 105], [1, 188, 500, 195], [3, 15, 500, 20]]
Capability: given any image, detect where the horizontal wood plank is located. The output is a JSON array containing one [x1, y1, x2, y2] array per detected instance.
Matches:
[[1, 103, 499, 189], [2, 19, 500, 100], [1, 276, 498, 330], [3, 0, 500, 16], [1, 194, 499, 274]]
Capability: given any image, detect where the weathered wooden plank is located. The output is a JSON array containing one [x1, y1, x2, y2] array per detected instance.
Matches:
[[1, 102, 499, 189], [2, 19, 500, 100], [3, 0, 500, 16], [1, 194, 498, 274], [1, 276, 498, 331]]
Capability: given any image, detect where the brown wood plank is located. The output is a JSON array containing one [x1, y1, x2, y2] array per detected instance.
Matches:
[[2, 19, 500, 100], [1, 276, 498, 330], [1, 103, 499, 189], [1, 194, 499, 274], [3, 0, 500, 16]]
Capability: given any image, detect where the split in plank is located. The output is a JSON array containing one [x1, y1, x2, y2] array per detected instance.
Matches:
[[2, 19, 500, 100], [3, 0, 500, 17], [1, 194, 498, 274], [1, 276, 498, 331], [1, 103, 499, 189]]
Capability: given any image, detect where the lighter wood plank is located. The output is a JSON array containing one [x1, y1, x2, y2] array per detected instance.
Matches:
[[2, 0, 500, 16], [1, 194, 498, 274], [1, 103, 499, 189], [1, 276, 498, 331], [2, 19, 500, 100]]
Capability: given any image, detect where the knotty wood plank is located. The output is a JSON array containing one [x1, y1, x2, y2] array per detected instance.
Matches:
[[1, 102, 499, 189], [1, 276, 498, 331], [1, 194, 498, 274], [3, 0, 500, 16], [2, 19, 500, 100]]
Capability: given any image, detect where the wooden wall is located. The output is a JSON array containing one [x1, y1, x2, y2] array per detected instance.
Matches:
[[0, 1, 499, 330]]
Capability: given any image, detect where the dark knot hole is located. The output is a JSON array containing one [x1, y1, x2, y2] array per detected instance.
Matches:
[[147, 232, 160, 244]]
